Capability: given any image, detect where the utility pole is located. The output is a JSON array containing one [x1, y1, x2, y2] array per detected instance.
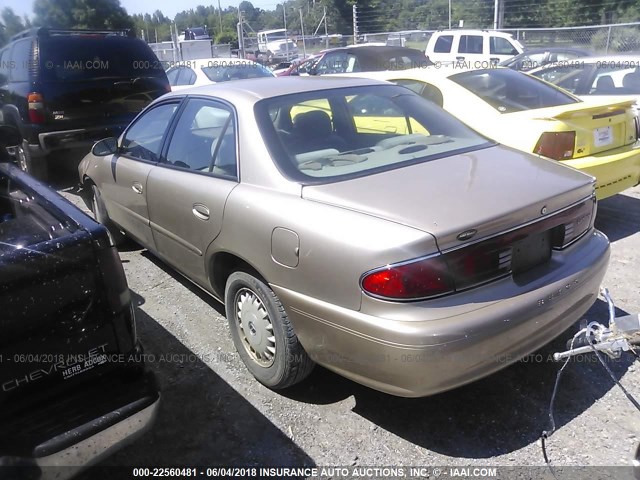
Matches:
[[324, 6, 328, 50], [299, 8, 307, 57], [218, 0, 223, 35], [283, 4, 288, 60], [237, 9, 245, 59], [448, 0, 451, 29], [352, 4, 358, 45], [493, 0, 499, 29]]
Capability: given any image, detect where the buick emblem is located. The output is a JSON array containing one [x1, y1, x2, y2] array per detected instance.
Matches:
[[541, 206, 548, 215], [457, 229, 477, 241]]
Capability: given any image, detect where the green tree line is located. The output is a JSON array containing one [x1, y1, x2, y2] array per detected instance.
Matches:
[[2, 0, 640, 47]]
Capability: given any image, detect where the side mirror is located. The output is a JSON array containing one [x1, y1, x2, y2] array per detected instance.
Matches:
[[91, 137, 118, 156]]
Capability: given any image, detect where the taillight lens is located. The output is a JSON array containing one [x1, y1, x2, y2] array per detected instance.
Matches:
[[361, 197, 595, 301], [361, 256, 454, 300], [27, 92, 46, 124], [534, 131, 575, 160]]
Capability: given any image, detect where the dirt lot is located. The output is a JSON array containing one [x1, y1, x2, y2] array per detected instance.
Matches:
[[57, 181, 640, 479]]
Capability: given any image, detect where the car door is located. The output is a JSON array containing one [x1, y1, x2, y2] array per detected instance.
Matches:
[[455, 34, 484, 65], [100, 101, 180, 248], [146, 97, 239, 286]]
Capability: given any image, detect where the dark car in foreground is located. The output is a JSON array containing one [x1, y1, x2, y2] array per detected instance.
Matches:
[[0, 28, 170, 180], [0, 140, 159, 478]]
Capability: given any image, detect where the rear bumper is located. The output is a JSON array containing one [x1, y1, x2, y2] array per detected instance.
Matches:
[[26, 124, 128, 157], [273, 229, 610, 397], [0, 370, 159, 479], [564, 143, 640, 199]]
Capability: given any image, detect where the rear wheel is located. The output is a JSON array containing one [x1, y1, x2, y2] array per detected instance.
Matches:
[[225, 271, 314, 389], [15, 141, 47, 181], [90, 185, 126, 246]]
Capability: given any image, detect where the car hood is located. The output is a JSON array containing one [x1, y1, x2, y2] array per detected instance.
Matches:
[[301, 145, 595, 251]]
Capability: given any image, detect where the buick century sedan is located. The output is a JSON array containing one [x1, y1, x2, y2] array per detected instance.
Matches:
[[78, 77, 610, 397]]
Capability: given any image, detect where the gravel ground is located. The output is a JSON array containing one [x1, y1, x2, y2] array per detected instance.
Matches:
[[55, 180, 640, 480]]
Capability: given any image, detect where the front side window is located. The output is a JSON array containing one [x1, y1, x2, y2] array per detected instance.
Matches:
[[451, 68, 578, 113], [490, 37, 518, 55], [120, 103, 179, 162], [315, 52, 348, 74], [459, 35, 483, 54], [433, 35, 453, 53], [256, 85, 490, 183], [176, 67, 197, 86], [164, 98, 237, 178]]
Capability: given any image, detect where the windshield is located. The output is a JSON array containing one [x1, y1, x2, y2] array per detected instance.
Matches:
[[202, 62, 274, 82], [255, 84, 491, 183], [450, 68, 579, 113]]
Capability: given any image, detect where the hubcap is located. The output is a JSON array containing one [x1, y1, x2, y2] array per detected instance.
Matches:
[[234, 288, 276, 367]]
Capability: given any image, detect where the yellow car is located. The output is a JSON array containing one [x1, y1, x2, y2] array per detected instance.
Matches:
[[351, 67, 640, 199]]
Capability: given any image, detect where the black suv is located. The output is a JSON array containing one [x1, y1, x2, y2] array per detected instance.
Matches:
[[0, 129, 159, 478], [0, 28, 170, 180]]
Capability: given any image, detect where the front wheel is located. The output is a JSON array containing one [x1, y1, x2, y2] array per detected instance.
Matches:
[[225, 271, 314, 389]]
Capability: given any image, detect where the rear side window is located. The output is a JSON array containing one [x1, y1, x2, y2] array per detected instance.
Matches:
[[394, 79, 444, 107], [490, 37, 518, 55], [459, 35, 483, 54], [451, 68, 578, 113], [9, 39, 31, 82], [39, 37, 165, 82], [0, 48, 9, 84], [433, 35, 453, 53]]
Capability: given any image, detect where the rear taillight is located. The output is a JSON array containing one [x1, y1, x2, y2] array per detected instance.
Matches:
[[27, 92, 46, 124], [534, 131, 575, 160], [361, 256, 454, 300], [361, 197, 595, 301]]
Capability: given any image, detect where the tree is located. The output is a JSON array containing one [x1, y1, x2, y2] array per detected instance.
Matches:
[[33, 0, 133, 30], [0, 8, 27, 46]]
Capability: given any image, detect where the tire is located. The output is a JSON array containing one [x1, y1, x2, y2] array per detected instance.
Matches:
[[90, 185, 126, 246], [15, 140, 47, 181], [225, 271, 314, 389]]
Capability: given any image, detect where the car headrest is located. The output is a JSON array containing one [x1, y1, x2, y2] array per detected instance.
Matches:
[[623, 71, 640, 91], [293, 110, 333, 138]]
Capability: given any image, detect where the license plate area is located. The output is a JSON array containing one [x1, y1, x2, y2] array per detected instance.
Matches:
[[511, 230, 552, 275], [593, 125, 613, 147]]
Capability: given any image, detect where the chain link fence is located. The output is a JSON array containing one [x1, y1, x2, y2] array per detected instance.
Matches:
[[333, 22, 640, 55]]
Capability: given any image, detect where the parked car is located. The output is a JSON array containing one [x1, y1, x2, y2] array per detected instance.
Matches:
[[78, 76, 609, 397], [0, 28, 170, 181], [166, 58, 275, 91], [353, 67, 640, 199], [499, 47, 593, 71], [273, 55, 320, 76], [0, 135, 159, 477], [425, 29, 524, 67], [307, 45, 433, 75], [529, 55, 640, 101]]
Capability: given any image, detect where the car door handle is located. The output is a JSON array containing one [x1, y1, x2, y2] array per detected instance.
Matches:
[[456, 56, 465, 61], [192, 203, 210, 221], [131, 182, 143, 194], [490, 57, 500, 63]]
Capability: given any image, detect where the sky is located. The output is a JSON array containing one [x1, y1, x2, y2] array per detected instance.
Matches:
[[4, 0, 285, 21]]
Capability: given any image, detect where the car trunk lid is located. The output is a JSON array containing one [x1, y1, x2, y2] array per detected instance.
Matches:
[[302, 144, 595, 252], [519, 99, 638, 158]]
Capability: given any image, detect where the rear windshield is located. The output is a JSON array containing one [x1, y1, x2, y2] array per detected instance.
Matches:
[[450, 68, 578, 113], [255, 84, 490, 184], [201, 61, 274, 82], [39, 36, 165, 82]]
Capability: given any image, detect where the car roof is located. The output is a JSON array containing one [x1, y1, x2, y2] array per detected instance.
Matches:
[[574, 54, 640, 63], [161, 76, 390, 103], [433, 29, 513, 37], [321, 45, 423, 55], [169, 58, 265, 69], [519, 47, 592, 54]]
